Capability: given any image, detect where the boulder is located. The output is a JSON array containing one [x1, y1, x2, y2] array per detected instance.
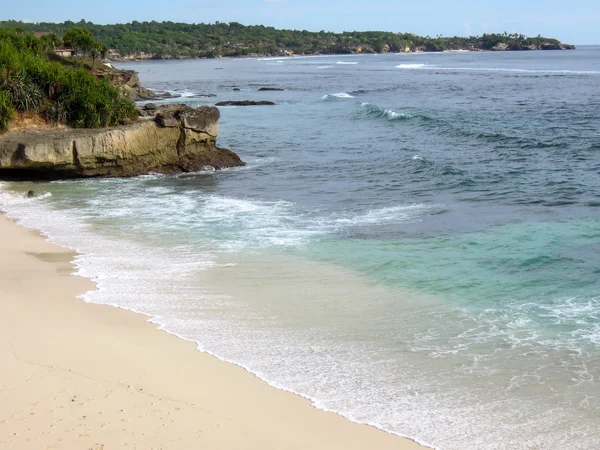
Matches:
[[0, 105, 244, 179], [258, 87, 285, 91]]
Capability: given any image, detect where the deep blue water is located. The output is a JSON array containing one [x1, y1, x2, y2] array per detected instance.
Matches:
[[2, 48, 600, 449]]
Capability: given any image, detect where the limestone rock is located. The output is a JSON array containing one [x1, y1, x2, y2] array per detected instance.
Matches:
[[491, 43, 509, 51], [0, 105, 244, 179]]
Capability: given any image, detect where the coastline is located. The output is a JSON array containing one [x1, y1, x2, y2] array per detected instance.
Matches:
[[107, 46, 574, 62], [0, 212, 426, 450]]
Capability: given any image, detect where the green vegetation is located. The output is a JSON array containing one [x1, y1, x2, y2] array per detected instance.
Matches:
[[0, 28, 137, 133], [0, 91, 13, 133], [0, 20, 573, 58]]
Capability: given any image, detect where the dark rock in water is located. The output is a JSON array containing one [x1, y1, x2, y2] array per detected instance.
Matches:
[[233, 88, 241, 91], [215, 100, 276, 106], [0, 105, 244, 180], [259, 87, 285, 91], [152, 91, 180, 100], [26, 190, 36, 198]]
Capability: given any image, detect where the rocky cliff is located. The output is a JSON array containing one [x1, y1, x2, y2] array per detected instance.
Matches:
[[0, 105, 244, 180], [94, 65, 177, 101]]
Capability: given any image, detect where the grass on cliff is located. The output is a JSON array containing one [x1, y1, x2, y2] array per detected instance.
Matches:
[[0, 29, 137, 133]]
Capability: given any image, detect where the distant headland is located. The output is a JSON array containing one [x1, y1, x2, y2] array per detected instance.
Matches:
[[0, 20, 575, 61]]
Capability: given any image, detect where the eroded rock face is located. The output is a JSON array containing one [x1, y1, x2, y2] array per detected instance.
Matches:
[[95, 66, 178, 101], [0, 105, 244, 180]]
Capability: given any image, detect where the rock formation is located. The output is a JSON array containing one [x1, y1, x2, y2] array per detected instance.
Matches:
[[0, 105, 244, 180], [94, 65, 178, 101], [215, 101, 276, 106]]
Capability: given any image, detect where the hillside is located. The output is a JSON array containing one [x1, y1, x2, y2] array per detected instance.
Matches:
[[0, 20, 575, 60], [0, 28, 138, 133]]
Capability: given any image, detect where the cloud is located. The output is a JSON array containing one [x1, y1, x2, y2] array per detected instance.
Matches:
[[464, 23, 471, 36]]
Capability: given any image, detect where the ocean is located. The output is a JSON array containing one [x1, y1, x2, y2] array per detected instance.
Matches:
[[2, 48, 600, 449]]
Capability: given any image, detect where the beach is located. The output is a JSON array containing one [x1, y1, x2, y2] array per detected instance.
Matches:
[[1, 47, 599, 450], [0, 213, 423, 450]]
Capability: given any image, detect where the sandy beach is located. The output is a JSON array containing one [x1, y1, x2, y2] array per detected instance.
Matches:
[[0, 213, 424, 450]]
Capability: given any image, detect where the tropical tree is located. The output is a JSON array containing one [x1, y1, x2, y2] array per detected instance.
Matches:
[[62, 27, 94, 57], [90, 42, 108, 65]]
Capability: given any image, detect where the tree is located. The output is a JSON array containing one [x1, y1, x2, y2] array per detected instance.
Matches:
[[39, 32, 61, 52], [62, 27, 94, 57], [90, 42, 108, 65]]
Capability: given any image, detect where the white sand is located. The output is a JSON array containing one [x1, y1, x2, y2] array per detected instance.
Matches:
[[0, 214, 424, 450]]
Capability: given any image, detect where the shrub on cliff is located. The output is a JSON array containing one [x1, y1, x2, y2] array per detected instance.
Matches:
[[0, 29, 137, 133], [0, 90, 13, 133]]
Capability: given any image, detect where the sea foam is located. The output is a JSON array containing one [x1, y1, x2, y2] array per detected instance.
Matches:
[[322, 92, 355, 100]]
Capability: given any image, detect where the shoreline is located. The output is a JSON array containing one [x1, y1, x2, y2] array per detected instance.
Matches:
[[108, 47, 574, 62], [0, 212, 427, 450]]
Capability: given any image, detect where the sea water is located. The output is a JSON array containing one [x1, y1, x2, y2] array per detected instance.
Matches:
[[2, 48, 600, 449]]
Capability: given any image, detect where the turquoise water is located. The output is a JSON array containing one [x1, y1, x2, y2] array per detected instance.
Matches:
[[2, 49, 600, 449]]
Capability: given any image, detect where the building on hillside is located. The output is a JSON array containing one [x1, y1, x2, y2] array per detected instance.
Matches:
[[54, 48, 74, 58]]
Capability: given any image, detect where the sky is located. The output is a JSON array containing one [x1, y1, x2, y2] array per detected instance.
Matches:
[[3, 0, 599, 44]]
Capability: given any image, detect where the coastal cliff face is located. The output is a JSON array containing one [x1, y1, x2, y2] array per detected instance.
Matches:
[[0, 105, 244, 179], [94, 65, 174, 101]]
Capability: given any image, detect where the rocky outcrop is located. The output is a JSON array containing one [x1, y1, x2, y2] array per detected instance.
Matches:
[[0, 105, 244, 180], [94, 65, 178, 101], [215, 101, 275, 106]]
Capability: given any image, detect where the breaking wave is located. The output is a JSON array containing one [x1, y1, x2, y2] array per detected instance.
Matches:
[[322, 92, 355, 100]]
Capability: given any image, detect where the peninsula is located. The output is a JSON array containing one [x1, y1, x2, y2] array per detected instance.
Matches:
[[1, 20, 575, 60]]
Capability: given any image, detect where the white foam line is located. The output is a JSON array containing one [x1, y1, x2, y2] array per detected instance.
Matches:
[[0, 182, 437, 450], [396, 65, 600, 75]]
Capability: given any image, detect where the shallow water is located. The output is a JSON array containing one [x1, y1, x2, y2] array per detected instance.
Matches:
[[2, 48, 600, 449]]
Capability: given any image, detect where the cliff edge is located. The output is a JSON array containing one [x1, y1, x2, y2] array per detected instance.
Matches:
[[0, 105, 244, 180]]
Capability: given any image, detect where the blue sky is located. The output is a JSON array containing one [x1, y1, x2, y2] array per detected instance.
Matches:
[[3, 0, 598, 44]]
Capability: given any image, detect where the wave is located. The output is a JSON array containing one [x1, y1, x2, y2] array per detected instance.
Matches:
[[356, 102, 560, 152], [163, 89, 215, 98], [257, 57, 290, 61], [350, 86, 401, 95], [317, 65, 335, 69], [358, 102, 425, 121], [0, 183, 443, 449], [396, 64, 600, 75], [0, 183, 437, 252], [178, 89, 197, 98], [336, 61, 358, 65], [396, 63, 431, 69], [322, 92, 355, 100]]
